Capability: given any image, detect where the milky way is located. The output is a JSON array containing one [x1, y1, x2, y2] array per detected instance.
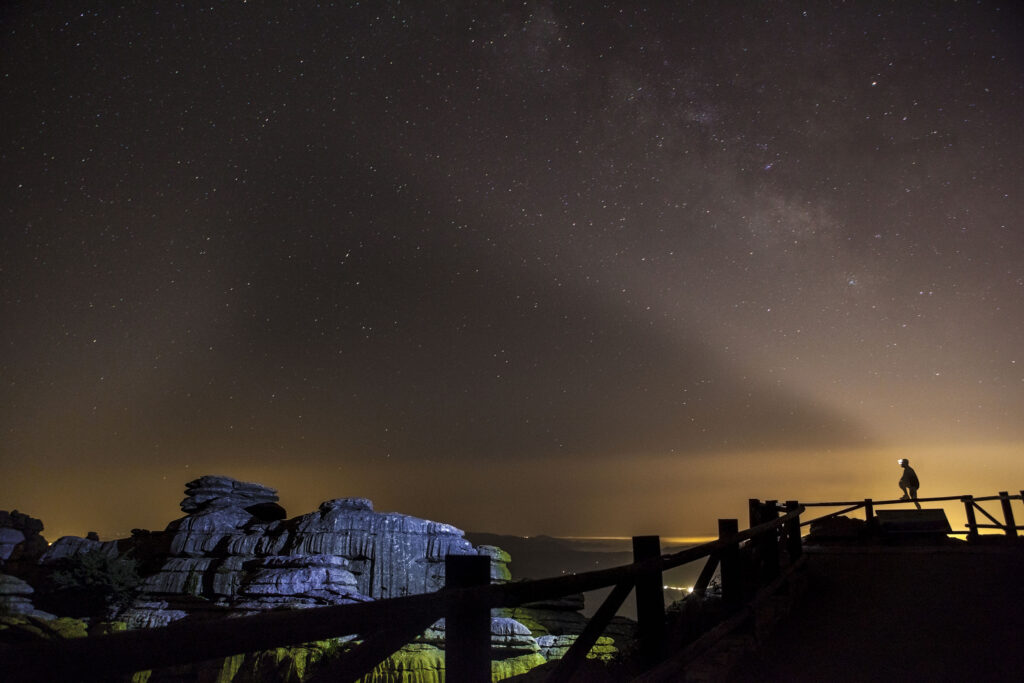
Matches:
[[3, 2, 1023, 538]]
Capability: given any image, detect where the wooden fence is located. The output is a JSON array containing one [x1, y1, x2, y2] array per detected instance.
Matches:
[[799, 490, 1024, 538], [4, 505, 805, 683]]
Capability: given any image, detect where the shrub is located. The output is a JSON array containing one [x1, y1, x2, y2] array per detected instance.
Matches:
[[47, 551, 140, 619]]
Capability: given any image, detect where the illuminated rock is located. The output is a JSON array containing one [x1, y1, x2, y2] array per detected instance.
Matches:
[[0, 510, 48, 568], [0, 573, 37, 616], [0, 615, 88, 643], [490, 616, 541, 653], [232, 555, 368, 612], [424, 616, 540, 654], [122, 475, 474, 626], [364, 643, 446, 683], [0, 529, 26, 564], [121, 597, 190, 629], [179, 475, 280, 514], [39, 536, 119, 564], [537, 634, 619, 662], [477, 545, 513, 583], [287, 498, 474, 598], [499, 593, 587, 637]]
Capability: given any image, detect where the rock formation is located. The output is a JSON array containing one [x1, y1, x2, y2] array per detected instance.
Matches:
[[0, 573, 42, 617], [39, 535, 120, 564], [0, 510, 48, 570], [115, 475, 487, 629], [3, 475, 636, 681]]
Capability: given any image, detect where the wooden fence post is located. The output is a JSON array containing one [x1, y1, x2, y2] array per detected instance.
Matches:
[[632, 535, 666, 667], [962, 496, 979, 539], [763, 499, 780, 580], [748, 498, 762, 528], [445, 554, 491, 683], [718, 519, 741, 611], [999, 491, 1018, 537], [863, 498, 874, 524], [748, 499, 779, 582], [784, 501, 802, 561]]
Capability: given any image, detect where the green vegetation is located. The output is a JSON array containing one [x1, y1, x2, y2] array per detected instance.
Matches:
[[47, 551, 140, 619]]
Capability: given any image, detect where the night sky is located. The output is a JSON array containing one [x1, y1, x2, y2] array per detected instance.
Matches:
[[3, 2, 1023, 540]]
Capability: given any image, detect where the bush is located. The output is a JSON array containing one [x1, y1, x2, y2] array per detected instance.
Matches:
[[47, 551, 140, 619]]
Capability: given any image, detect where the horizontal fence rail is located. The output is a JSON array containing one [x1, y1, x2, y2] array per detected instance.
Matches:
[[4, 508, 806, 683], [799, 491, 1024, 538]]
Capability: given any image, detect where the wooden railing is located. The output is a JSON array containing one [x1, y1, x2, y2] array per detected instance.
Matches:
[[798, 490, 1024, 538], [4, 506, 805, 683]]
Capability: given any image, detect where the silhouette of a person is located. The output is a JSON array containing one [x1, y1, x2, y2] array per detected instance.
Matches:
[[898, 458, 921, 509]]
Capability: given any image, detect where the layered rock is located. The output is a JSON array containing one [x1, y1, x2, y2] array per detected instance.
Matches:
[[123, 476, 473, 627], [393, 616, 545, 682], [39, 536, 120, 564], [0, 573, 38, 617], [179, 475, 281, 514], [0, 614, 89, 644], [501, 593, 588, 636], [496, 582, 636, 667], [477, 544, 513, 583], [537, 634, 619, 662], [420, 616, 539, 654], [287, 497, 474, 599], [232, 555, 364, 612], [0, 510, 48, 569]]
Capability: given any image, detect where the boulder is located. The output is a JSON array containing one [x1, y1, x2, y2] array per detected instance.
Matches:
[[0, 510, 48, 568], [477, 545, 513, 583], [499, 593, 588, 637], [39, 536, 120, 564], [421, 616, 539, 654], [319, 498, 373, 513], [501, 605, 588, 636], [489, 616, 541, 654], [0, 510, 43, 538], [0, 528, 26, 563], [537, 634, 619, 662], [122, 597, 200, 630], [287, 503, 474, 599], [232, 555, 370, 611], [0, 573, 37, 616], [179, 475, 280, 514]]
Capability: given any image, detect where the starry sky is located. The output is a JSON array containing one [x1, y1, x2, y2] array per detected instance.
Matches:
[[3, 1, 1023, 540]]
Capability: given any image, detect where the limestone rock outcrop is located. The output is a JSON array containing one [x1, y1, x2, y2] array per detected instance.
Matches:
[[537, 634, 619, 662], [477, 544, 513, 583], [232, 555, 363, 612], [39, 535, 120, 564], [179, 475, 280, 514], [122, 475, 475, 627], [0, 573, 38, 616], [288, 496, 475, 599], [500, 593, 588, 636], [0, 510, 48, 569]]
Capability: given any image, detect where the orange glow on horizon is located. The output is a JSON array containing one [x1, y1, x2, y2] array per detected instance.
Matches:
[[7, 441, 1021, 544]]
